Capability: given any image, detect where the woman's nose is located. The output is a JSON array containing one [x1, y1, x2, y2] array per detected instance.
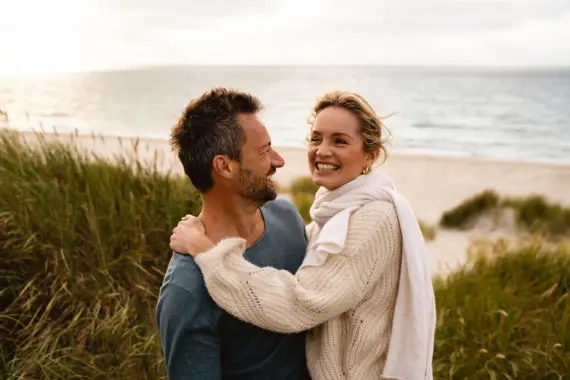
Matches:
[[316, 143, 332, 157]]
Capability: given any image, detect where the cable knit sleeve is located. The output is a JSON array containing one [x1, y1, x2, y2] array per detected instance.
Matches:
[[194, 201, 400, 333]]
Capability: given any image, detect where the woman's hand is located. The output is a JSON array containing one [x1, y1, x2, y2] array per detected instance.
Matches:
[[169, 214, 214, 257]]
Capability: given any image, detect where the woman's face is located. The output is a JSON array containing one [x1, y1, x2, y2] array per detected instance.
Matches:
[[308, 106, 374, 191]]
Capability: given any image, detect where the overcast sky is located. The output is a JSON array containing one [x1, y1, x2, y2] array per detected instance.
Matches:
[[1, 0, 569, 74]]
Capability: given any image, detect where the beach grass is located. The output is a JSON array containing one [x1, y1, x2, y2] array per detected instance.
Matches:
[[432, 239, 570, 379], [288, 176, 319, 223], [440, 189, 570, 237], [440, 190, 501, 229], [504, 195, 570, 237], [1, 130, 569, 379], [0, 130, 201, 379]]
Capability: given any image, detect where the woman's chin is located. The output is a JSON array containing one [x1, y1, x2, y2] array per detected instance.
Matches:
[[312, 175, 340, 191], [311, 173, 325, 187], [311, 169, 362, 192]]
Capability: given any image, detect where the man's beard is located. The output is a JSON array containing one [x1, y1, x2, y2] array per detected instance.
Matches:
[[238, 166, 277, 204]]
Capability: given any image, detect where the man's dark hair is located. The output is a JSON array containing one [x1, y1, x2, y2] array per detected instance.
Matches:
[[170, 87, 263, 192]]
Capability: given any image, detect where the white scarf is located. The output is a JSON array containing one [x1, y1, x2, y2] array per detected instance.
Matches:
[[303, 171, 436, 380]]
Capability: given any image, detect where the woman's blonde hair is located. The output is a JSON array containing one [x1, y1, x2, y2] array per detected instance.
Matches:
[[308, 90, 392, 165]]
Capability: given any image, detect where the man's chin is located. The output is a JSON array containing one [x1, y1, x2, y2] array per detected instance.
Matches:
[[259, 191, 277, 204], [243, 189, 277, 205]]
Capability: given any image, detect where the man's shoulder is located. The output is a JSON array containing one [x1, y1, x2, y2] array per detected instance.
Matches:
[[160, 253, 208, 295], [262, 197, 301, 220], [156, 253, 222, 323]]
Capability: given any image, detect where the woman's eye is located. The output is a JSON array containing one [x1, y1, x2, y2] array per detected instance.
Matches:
[[335, 139, 347, 145]]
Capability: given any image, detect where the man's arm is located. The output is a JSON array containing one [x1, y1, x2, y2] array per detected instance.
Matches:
[[156, 282, 221, 380]]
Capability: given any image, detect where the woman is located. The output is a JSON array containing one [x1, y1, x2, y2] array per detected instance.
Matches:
[[169, 91, 436, 380]]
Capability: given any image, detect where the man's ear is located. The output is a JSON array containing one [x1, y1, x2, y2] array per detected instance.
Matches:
[[212, 155, 235, 180]]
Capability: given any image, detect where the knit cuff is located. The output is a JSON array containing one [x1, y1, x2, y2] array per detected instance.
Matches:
[[194, 237, 247, 268]]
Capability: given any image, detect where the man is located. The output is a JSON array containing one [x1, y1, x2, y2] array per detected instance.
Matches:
[[156, 88, 311, 380]]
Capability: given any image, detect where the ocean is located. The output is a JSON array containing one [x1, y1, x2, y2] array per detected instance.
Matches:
[[1, 65, 569, 164]]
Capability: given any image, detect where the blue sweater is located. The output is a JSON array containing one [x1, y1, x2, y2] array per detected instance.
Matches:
[[156, 198, 311, 380]]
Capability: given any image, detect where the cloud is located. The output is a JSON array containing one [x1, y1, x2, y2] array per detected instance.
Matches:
[[0, 0, 569, 73], [321, 0, 570, 35], [146, 0, 570, 66]]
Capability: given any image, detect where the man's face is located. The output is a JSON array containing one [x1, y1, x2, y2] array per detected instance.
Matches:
[[235, 113, 285, 204]]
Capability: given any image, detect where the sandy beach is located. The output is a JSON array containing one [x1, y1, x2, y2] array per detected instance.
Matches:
[[13, 130, 570, 275]]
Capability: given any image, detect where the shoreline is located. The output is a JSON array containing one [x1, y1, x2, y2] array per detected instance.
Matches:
[[7, 127, 570, 168]]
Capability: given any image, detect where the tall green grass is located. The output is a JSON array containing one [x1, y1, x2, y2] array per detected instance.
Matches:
[[2, 130, 569, 379], [288, 176, 319, 223], [0, 130, 201, 379], [433, 240, 570, 379]]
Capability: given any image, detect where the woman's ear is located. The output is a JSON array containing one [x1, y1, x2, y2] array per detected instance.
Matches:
[[367, 149, 380, 167]]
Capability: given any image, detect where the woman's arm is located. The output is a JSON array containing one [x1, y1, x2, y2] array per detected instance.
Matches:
[[194, 201, 400, 333]]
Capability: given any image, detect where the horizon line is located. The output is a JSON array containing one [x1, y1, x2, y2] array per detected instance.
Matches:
[[3, 63, 570, 77]]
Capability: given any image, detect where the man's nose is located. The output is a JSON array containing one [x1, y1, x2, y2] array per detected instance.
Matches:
[[271, 149, 285, 168]]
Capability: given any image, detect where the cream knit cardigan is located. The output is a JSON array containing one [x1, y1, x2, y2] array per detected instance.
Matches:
[[194, 200, 405, 379]]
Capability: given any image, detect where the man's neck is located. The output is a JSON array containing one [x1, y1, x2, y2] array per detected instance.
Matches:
[[199, 192, 265, 245]]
